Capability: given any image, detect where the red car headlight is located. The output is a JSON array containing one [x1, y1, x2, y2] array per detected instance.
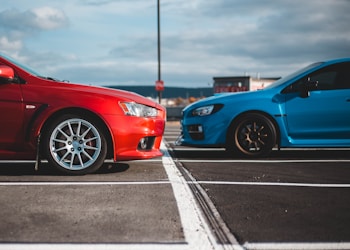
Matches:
[[119, 102, 158, 117]]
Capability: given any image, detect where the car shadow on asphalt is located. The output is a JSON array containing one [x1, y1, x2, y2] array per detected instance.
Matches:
[[0, 162, 130, 176]]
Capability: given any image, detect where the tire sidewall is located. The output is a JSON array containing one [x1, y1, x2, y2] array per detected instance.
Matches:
[[42, 114, 107, 175], [227, 113, 277, 157]]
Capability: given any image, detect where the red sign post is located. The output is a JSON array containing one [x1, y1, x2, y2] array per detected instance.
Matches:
[[155, 80, 164, 91]]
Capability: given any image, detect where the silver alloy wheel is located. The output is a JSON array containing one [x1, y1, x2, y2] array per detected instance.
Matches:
[[49, 118, 102, 171]]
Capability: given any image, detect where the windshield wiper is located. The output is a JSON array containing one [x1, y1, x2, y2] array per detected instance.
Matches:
[[39, 76, 70, 82], [39, 76, 58, 81]]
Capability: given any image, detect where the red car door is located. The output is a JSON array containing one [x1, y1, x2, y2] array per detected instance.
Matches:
[[0, 82, 24, 152]]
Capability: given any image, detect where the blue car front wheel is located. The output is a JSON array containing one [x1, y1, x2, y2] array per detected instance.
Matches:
[[227, 113, 277, 157]]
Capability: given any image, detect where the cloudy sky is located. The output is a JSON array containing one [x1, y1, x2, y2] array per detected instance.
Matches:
[[0, 0, 349, 87]]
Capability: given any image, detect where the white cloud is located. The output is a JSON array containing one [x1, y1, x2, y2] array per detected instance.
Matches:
[[31, 7, 68, 30], [0, 7, 68, 34], [0, 36, 22, 51]]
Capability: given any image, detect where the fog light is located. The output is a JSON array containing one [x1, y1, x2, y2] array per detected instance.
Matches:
[[187, 124, 204, 140], [138, 136, 156, 150], [139, 137, 149, 150], [188, 124, 203, 133]]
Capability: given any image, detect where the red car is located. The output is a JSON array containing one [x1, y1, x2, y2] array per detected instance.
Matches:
[[0, 53, 166, 175]]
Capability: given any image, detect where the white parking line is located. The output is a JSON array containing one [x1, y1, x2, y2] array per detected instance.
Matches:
[[164, 135, 180, 139], [1, 180, 348, 189], [244, 242, 350, 250], [176, 159, 350, 163], [1, 242, 350, 250], [196, 181, 350, 188], [0, 181, 171, 186], [0, 159, 164, 164], [168, 147, 225, 151], [0, 244, 187, 250], [160, 142, 243, 250]]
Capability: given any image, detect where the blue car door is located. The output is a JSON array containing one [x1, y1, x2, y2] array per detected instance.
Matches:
[[284, 62, 350, 146]]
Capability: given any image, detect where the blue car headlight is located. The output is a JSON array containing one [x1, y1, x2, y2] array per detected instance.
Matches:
[[191, 104, 223, 117]]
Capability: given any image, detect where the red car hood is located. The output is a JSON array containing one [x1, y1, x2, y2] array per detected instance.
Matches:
[[53, 81, 162, 109]]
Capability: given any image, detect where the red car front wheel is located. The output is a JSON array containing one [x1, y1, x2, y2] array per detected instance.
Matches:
[[43, 114, 107, 175]]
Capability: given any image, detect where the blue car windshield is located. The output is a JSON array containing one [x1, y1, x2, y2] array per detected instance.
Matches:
[[0, 52, 42, 77], [264, 62, 323, 89]]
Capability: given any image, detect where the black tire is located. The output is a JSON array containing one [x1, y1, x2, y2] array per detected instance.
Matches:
[[227, 113, 277, 157], [42, 114, 107, 175]]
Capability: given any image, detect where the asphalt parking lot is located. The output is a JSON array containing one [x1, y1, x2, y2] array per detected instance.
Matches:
[[0, 121, 350, 250], [0, 158, 186, 249], [165, 122, 350, 249]]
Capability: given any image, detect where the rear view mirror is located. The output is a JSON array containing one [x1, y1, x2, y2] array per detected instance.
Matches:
[[0, 65, 15, 83], [298, 82, 310, 98], [298, 77, 318, 98], [306, 77, 319, 90]]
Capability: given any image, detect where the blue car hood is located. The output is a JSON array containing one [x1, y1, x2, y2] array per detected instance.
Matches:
[[184, 90, 266, 111]]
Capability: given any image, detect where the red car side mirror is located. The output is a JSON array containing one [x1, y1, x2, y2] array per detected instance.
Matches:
[[0, 65, 15, 81]]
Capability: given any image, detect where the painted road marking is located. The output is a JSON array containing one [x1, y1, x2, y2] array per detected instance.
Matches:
[[175, 159, 350, 163], [160, 142, 242, 249], [0, 181, 171, 186], [1, 181, 349, 189], [196, 181, 350, 188], [244, 242, 350, 250]]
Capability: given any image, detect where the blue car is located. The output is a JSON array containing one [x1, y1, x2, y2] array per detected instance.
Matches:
[[176, 58, 350, 157]]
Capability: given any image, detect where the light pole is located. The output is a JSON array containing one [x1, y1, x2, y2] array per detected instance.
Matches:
[[156, 0, 163, 103]]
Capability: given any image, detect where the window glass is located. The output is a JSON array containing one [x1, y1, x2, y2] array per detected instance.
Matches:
[[334, 63, 350, 89], [309, 71, 337, 90], [283, 62, 350, 93]]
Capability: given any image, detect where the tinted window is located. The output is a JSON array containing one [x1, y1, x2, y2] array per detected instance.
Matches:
[[283, 62, 350, 93], [309, 71, 337, 90]]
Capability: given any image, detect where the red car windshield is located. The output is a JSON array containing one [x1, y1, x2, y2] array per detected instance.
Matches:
[[0, 53, 43, 77]]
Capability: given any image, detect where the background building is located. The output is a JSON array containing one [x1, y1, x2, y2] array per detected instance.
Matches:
[[213, 76, 280, 93]]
